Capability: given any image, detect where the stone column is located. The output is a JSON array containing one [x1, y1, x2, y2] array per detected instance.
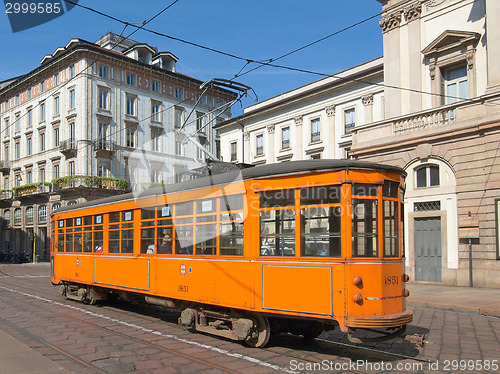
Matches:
[[486, 0, 500, 90], [325, 105, 335, 158], [362, 95, 373, 125], [293, 116, 303, 159], [266, 124, 275, 163]]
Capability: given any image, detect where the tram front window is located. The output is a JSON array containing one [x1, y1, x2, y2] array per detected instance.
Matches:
[[301, 207, 341, 257]]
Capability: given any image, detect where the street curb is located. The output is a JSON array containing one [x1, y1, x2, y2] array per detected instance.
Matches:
[[408, 302, 500, 318]]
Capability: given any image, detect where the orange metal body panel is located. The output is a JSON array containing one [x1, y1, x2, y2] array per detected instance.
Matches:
[[94, 257, 150, 291]]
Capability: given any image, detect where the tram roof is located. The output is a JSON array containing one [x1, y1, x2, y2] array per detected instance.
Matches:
[[51, 159, 405, 216]]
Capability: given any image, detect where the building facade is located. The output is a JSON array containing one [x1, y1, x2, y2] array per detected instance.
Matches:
[[0, 33, 235, 261], [218, 0, 500, 287]]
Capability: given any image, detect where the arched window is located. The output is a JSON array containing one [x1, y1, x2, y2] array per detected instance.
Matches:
[[14, 208, 22, 225], [52, 203, 62, 212], [4, 209, 10, 225], [416, 165, 440, 188], [26, 207, 34, 224], [68, 200, 78, 206], [38, 205, 47, 223]]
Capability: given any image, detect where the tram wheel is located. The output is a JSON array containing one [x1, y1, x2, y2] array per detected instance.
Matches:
[[245, 314, 271, 348]]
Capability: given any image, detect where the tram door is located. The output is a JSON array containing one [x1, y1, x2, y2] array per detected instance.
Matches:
[[415, 217, 441, 281]]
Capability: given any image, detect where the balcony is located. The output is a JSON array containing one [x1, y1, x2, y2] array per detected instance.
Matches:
[[60, 139, 78, 156], [12, 183, 52, 198], [94, 140, 116, 158], [0, 160, 10, 174], [350, 93, 500, 157], [0, 190, 13, 200], [51, 175, 128, 192]]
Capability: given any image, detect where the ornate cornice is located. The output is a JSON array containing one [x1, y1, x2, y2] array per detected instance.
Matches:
[[243, 131, 250, 141], [379, 13, 401, 33], [404, 3, 421, 22], [266, 124, 275, 134]]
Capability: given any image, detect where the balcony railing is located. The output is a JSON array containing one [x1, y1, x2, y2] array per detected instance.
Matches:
[[94, 140, 116, 157], [51, 175, 128, 191], [60, 139, 78, 155], [393, 107, 458, 134], [0, 160, 10, 173], [12, 183, 52, 198]]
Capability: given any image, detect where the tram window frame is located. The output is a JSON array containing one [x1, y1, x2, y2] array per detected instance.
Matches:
[[383, 199, 399, 257], [260, 208, 296, 257], [157, 226, 173, 254], [352, 183, 379, 197], [260, 189, 295, 208], [58, 233, 64, 252], [301, 205, 342, 258], [219, 194, 245, 256], [352, 199, 378, 257]]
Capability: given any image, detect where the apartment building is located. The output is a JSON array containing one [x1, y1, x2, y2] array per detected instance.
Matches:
[[0, 32, 236, 260], [217, 0, 500, 287]]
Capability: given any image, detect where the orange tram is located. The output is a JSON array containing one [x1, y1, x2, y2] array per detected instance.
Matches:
[[51, 160, 412, 347]]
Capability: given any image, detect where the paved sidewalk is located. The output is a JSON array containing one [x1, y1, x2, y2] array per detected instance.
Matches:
[[0, 330, 69, 374], [407, 282, 500, 317]]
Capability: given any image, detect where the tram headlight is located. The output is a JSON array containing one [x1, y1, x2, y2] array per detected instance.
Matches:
[[403, 274, 410, 282], [352, 276, 363, 288], [353, 293, 363, 305], [403, 289, 410, 297]]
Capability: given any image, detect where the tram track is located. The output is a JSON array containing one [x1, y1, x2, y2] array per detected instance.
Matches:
[[0, 278, 295, 373], [1, 268, 428, 373]]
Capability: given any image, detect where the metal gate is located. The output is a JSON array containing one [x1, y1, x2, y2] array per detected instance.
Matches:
[[415, 217, 441, 281]]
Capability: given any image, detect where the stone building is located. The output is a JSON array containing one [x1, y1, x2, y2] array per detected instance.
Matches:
[[0, 32, 235, 261], [217, 0, 500, 287]]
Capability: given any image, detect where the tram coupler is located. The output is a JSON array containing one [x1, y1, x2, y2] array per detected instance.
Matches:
[[403, 333, 427, 347]]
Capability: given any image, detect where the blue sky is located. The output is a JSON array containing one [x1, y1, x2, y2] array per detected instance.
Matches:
[[0, 0, 384, 111]]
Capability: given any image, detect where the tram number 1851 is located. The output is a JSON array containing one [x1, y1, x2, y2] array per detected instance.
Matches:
[[178, 285, 189, 292], [384, 276, 399, 285]]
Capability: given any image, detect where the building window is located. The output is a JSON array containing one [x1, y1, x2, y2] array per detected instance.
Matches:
[[27, 108, 32, 128], [69, 89, 75, 109], [196, 112, 205, 132], [27, 137, 32, 156], [14, 208, 22, 225], [4, 119, 9, 137], [151, 80, 160, 93], [230, 141, 237, 162], [52, 203, 61, 212], [281, 127, 290, 149], [15, 113, 20, 133], [15, 141, 20, 159], [39, 168, 45, 183], [40, 102, 45, 122], [4, 209, 10, 225], [38, 205, 47, 223], [53, 127, 59, 147], [97, 161, 110, 177], [256, 134, 264, 156], [443, 65, 468, 104], [4, 145, 8, 163], [311, 118, 321, 142], [126, 127, 136, 148], [98, 88, 109, 110], [151, 128, 161, 152], [15, 174, 21, 187], [175, 133, 182, 155], [69, 161, 75, 176], [27, 170, 32, 184], [53, 164, 59, 179], [28, 87, 32, 99], [311, 153, 321, 160], [54, 73, 59, 86], [345, 108, 356, 134], [98, 65, 108, 79], [69, 122, 75, 144], [4, 177, 8, 190], [174, 86, 184, 99], [126, 72, 136, 86], [416, 165, 440, 188], [97, 123, 108, 149], [126, 95, 136, 116], [41, 81, 45, 93], [26, 207, 34, 224], [53, 96, 60, 115], [69, 64, 75, 78], [174, 107, 183, 128], [39, 132, 45, 152], [151, 101, 161, 122]]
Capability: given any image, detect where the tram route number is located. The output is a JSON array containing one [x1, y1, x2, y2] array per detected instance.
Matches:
[[178, 285, 189, 292], [384, 276, 399, 285]]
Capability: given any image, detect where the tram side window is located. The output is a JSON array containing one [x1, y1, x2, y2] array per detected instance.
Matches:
[[58, 233, 64, 252], [157, 227, 173, 254], [301, 207, 341, 257], [260, 209, 295, 256], [352, 199, 378, 257], [141, 228, 155, 254], [196, 223, 217, 255], [109, 230, 119, 253], [383, 200, 398, 257], [175, 225, 193, 254], [220, 194, 245, 256], [65, 232, 74, 252], [93, 215, 103, 253]]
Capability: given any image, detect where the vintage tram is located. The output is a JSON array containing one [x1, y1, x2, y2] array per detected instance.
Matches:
[[51, 160, 412, 347]]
